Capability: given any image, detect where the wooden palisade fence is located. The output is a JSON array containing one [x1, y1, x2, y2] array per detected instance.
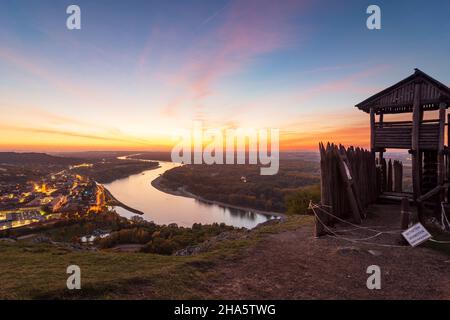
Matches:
[[317, 142, 404, 236], [376, 158, 403, 193]]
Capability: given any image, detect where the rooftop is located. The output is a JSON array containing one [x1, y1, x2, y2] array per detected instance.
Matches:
[[355, 69, 450, 114]]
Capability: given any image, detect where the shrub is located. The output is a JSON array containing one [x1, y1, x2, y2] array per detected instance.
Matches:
[[284, 184, 320, 215], [97, 221, 235, 255]]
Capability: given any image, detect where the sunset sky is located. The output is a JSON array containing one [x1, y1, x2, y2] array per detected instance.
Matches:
[[0, 0, 449, 152]]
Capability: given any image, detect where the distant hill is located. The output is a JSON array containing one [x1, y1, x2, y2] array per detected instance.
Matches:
[[0, 152, 81, 165], [53, 151, 173, 161], [51, 151, 135, 159]]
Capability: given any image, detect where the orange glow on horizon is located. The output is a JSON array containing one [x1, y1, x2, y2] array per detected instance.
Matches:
[[0, 124, 371, 152]]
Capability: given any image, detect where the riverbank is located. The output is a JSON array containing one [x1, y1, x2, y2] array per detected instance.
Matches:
[[72, 160, 160, 184], [102, 185, 145, 216], [118, 155, 289, 219], [151, 175, 285, 219]]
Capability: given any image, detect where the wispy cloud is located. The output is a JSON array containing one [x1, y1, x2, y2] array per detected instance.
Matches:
[[296, 64, 390, 104], [200, 1, 231, 25], [0, 47, 101, 103], [160, 0, 306, 118]]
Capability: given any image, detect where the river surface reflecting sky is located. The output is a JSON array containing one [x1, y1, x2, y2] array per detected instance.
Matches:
[[104, 162, 275, 228]]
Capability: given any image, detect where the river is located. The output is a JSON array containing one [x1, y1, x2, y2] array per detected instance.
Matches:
[[103, 161, 277, 228]]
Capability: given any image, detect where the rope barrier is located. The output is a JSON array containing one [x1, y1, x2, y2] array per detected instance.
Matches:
[[326, 235, 407, 248], [429, 238, 450, 244], [310, 204, 405, 248], [309, 201, 402, 234], [440, 202, 450, 230], [311, 205, 381, 241], [310, 201, 450, 247]]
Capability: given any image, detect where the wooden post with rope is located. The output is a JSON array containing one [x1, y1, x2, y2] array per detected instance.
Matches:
[[316, 143, 330, 237], [317, 143, 378, 237], [399, 197, 410, 245], [393, 160, 403, 192], [335, 147, 363, 224], [387, 159, 393, 192]]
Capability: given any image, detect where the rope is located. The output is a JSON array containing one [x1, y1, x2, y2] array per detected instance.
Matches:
[[310, 205, 405, 248], [326, 235, 406, 248], [311, 205, 381, 241], [309, 201, 402, 234], [429, 238, 450, 244], [440, 202, 450, 230], [310, 200, 450, 247]]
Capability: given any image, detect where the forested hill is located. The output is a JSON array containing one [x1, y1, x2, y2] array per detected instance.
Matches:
[[0, 152, 81, 165], [160, 160, 321, 213]]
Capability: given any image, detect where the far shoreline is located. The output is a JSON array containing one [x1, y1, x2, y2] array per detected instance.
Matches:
[[151, 175, 285, 219], [111, 155, 286, 222]]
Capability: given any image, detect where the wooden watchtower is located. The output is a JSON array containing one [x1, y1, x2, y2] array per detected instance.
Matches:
[[355, 69, 450, 205]]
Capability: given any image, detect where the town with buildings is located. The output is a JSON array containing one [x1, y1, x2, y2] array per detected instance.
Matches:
[[0, 169, 106, 231]]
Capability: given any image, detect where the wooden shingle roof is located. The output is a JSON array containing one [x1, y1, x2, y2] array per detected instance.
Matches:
[[355, 69, 450, 114]]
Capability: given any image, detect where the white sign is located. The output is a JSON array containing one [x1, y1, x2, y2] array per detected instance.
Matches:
[[402, 223, 432, 247]]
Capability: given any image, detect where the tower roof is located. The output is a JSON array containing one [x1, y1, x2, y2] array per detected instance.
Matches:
[[355, 69, 450, 114]]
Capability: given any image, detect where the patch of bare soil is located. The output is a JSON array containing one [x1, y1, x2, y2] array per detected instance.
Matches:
[[202, 204, 450, 299], [110, 244, 145, 252]]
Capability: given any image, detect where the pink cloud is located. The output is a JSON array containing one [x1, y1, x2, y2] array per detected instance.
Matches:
[[190, 0, 303, 94], [160, 0, 307, 115], [0, 47, 102, 103], [296, 64, 391, 104]]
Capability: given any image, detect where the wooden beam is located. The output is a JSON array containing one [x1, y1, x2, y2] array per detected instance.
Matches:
[[376, 119, 440, 125], [447, 113, 450, 188], [316, 143, 329, 237], [416, 184, 448, 202], [448, 113, 450, 149], [438, 103, 446, 186], [393, 160, 403, 192], [334, 148, 362, 224], [419, 151, 423, 193], [387, 159, 393, 192], [438, 102, 447, 206], [411, 81, 422, 200], [400, 197, 410, 245], [370, 107, 375, 153]]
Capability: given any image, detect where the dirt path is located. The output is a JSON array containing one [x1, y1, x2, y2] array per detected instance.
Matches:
[[202, 204, 450, 299]]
